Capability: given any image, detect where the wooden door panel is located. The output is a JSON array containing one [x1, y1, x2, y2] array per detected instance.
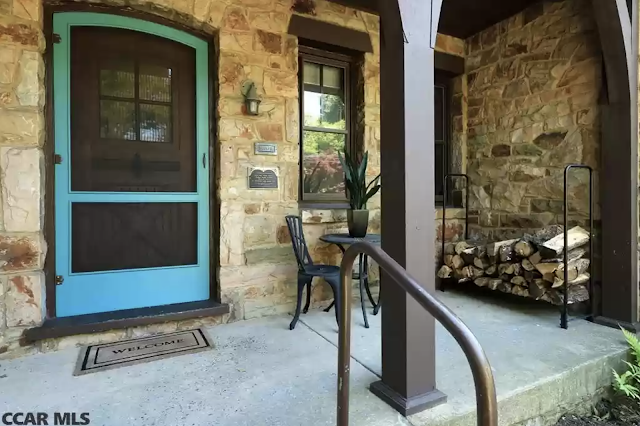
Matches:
[[71, 202, 197, 273]]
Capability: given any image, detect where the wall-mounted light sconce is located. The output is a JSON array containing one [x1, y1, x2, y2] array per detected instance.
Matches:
[[241, 80, 261, 116]]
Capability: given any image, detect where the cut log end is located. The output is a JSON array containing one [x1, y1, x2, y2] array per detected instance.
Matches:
[[437, 265, 453, 279], [514, 240, 534, 258]]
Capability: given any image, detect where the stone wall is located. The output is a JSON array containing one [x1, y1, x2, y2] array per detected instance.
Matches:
[[0, 0, 47, 358], [0, 0, 384, 358], [462, 0, 602, 241], [0, 0, 602, 359], [215, 0, 382, 320]]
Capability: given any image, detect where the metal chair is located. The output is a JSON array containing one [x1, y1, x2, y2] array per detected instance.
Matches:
[[285, 215, 341, 330]]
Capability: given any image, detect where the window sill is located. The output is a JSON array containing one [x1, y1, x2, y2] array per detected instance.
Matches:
[[435, 206, 466, 220], [298, 201, 351, 210]]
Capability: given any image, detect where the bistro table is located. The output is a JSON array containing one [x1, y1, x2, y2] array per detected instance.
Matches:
[[320, 233, 381, 328]]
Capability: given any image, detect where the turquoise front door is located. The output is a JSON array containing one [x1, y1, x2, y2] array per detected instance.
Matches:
[[54, 13, 210, 317]]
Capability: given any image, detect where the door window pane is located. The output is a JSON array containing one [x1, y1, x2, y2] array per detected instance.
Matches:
[[100, 60, 135, 98], [139, 64, 172, 102], [302, 130, 345, 195], [100, 100, 136, 140], [72, 202, 197, 272], [140, 103, 171, 143]]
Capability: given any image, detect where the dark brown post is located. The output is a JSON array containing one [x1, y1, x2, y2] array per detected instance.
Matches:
[[590, 0, 639, 330], [371, 0, 447, 415]]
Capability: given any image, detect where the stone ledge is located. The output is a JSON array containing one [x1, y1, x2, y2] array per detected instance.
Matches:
[[408, 350, 626, 426], [435, 207, 467, 220], [23, 300, 229, 343]]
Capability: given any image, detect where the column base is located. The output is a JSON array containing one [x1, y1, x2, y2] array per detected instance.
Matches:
[[370, 380, 447, 416], [593, 316, 640, 332]]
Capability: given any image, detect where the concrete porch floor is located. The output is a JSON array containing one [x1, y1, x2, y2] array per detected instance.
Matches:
[[0, 290, 628, 426]]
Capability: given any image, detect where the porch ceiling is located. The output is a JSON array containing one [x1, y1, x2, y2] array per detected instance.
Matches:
[[329, 0, 542, 38]]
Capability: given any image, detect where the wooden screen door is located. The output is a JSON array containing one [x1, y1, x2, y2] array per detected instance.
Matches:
[[53, 13, 210, 317]]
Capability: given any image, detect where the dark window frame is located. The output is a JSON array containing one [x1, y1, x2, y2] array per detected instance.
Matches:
[[298, 46, 356, 206], [435, 72, 452, 206]]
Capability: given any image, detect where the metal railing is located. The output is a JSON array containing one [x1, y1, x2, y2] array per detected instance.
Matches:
[[337, 242, 498, 426]]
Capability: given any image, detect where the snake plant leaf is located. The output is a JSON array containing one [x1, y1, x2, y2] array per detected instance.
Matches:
[[338, 151, 352, 183], [357, 152, 368, 183], [365, 185, 381, 202], [366, 174, 381, 191]]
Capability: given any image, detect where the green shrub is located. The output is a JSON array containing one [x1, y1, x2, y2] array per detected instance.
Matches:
[[612, 328, 640, 400]]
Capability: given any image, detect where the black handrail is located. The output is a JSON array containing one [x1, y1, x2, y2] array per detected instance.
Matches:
[[337, 242, 497, 426], [562, 164, 594, 329]]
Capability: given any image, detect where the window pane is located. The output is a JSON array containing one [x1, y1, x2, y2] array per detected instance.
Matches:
[[303, 62, 320, 85], [303, 92, 346, 129], [140, 103, 171, 143], [100, 100, 136, 140], [435, 85, 445, 142], [140, 64, 172, 102], [100, 60, 135, 98], [302, 130, 345, 195], [435, 144, 444, 197], [323, 65, 342, 89]]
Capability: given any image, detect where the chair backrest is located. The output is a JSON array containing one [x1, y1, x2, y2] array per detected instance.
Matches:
[[285, 215, 313, 271]]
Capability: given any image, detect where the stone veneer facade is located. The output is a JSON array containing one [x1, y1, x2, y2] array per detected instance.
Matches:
[[0, 0, 387, 358], [0, 0, 615, 359], [459, 0, 602, 242]]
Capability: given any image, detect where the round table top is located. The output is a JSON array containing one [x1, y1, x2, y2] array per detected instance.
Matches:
[[320, 233, 381, 245]]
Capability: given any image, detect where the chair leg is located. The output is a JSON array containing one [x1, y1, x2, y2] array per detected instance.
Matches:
[[373, 279, 381, 316], [324, 301, 335, 312], [327, 281, 341, 326], [289, 275, 307, 330], [358, 254, 370, 329], [303, 278, 313, 314]]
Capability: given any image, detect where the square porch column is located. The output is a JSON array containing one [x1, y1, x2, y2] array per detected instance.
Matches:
[[370, 0, 447, 416]]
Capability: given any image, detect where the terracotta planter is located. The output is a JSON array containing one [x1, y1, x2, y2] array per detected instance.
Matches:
[[347, 209, 369, 238]]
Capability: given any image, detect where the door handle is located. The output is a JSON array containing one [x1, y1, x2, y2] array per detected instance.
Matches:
[[202, 153, 206, 169], [55, 275, 64, 285]]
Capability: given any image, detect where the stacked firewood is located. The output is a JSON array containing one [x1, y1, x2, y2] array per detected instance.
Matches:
[[437, 225, 591, 305]]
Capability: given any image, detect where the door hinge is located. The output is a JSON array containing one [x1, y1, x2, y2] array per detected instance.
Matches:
[[55, 275, 64, 286], [54, 154, 62, 164], [52, 33, 61, 44]]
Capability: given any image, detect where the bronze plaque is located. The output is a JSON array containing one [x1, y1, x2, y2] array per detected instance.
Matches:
[[248, 167, 279, 189]]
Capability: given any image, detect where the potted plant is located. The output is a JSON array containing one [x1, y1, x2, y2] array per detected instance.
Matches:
[[338, 149, 381, 237]]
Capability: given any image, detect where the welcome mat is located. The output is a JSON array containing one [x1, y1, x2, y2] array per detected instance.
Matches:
[[74, 328, 213, 376]]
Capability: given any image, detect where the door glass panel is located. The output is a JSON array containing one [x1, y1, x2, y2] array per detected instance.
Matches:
[[139, 64, 172, 102], [100, 100, 136, 140], [140, 103, 171, 143], [71, 202, 198, 273], [100, 60, 135, 98], [72, 45, 196, 193]]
